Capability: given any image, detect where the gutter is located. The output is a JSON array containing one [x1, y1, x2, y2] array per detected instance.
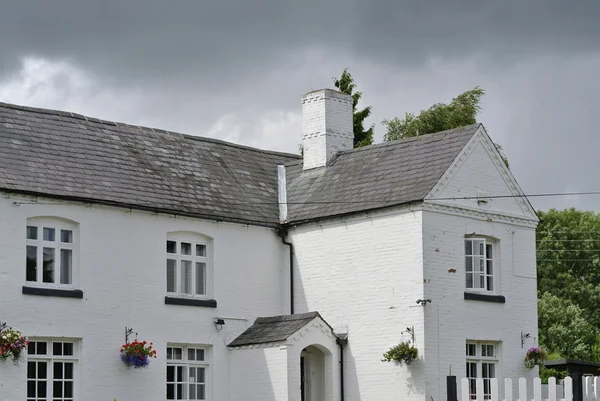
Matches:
[[336, 334, 348, 401], [277, 228, 294, 315]]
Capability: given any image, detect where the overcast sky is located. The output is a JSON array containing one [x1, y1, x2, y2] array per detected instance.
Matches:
[[1, 1, 599, 212]]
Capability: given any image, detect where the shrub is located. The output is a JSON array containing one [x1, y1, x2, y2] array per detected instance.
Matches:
[[382, 341, 418, 365]]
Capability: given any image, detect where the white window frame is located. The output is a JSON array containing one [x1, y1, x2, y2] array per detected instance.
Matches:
[[26, 217, 78, 288], [166, 232, 212, 299], [466, 341, 499, 400], [465, 237, 496, 293], [26, 338, 79, 401], [166, 344, 210, 400]]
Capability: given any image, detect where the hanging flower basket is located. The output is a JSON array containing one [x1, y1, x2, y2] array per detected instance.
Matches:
[[382, 341, 418, 365], [120, 340, 157, 368], [0, 327, 28, 365], [524, 347, 546, 369]]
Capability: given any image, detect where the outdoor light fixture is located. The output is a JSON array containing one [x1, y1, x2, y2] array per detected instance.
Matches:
[[416, 299, 432, 306], [521, 331, 530, 348], [214, 318, 225, 330]]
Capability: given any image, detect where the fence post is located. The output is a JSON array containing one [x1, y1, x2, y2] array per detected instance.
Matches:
[[447, 376, 458, 401], [572, 373, 583, 401]]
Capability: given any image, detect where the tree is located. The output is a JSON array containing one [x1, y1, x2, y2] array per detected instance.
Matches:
[[537, 209, 600, 329], [333, 68, 374, 148], [382, 87, 510, 168], [383, 87, 485, 141], [538, 292, 596, 360]]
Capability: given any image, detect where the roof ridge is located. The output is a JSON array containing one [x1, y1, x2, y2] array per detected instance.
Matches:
[[0, 101, 302, 160], [338, 123, 481, 156]]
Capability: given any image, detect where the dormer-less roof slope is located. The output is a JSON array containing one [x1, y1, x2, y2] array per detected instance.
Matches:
[[285, 124, 480, 223], [0, 102, 300, 226]]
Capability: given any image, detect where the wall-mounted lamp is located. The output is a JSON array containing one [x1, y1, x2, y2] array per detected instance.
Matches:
[[214, 318, 225, 331], [521, 332, 530, 348], [416, 299, 432, 306]]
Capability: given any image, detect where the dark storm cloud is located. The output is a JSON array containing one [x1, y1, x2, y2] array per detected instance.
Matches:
[[1, 0, 598, 84]]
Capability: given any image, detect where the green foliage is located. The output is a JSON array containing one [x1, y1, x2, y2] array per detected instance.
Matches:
[[539, 367, 568, 384], [333, 68, 374, 148], [537, 209, 600, 329], [382, 87, 509, 168], [538, 292, 596, 360], [382, 341, 418, 365], [382, 87, 485, 141]]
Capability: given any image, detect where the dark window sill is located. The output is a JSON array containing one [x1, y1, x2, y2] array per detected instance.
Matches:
[[22, 286, 84, 299], [464, 292, 505, 303], [165, 296, 217, 308]]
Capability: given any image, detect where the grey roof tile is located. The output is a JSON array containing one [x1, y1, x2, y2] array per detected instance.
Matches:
[[285, 124, 480, 223], [228, 312, 329, 347], [0, 102, 300, 226]]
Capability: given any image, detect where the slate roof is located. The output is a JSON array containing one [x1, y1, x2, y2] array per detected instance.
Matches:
[[285, 124, 480, 223], [228, 312, 329, 347], [0, 102, 300, 226]]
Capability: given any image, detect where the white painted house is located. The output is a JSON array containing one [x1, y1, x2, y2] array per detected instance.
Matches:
[[0, 89, 539, 401]]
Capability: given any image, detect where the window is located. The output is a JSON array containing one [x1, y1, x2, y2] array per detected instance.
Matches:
[[166, 233, 211, 297], [26, 219, 77, 286], [27, 339, 77, 401], [166, 345, 208, 400], [465, 238, 495, 292], [466, 341, 498, 400]]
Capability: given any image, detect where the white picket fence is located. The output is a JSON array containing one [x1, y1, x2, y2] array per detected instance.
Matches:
[[460, 377, 574, 401]]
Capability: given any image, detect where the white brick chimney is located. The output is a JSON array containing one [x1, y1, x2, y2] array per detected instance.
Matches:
[[302, 89, 353, 170]]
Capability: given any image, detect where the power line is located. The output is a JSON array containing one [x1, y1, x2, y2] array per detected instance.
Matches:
[[431, 191, 600, 201]]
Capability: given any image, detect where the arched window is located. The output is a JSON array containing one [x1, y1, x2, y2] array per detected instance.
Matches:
[[166, 232, 213, 298], [26, 217, 79, 286]]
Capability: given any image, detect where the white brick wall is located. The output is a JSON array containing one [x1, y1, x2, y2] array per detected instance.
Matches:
[[229, 346, 289, 401], [302, 89, 353, 170], [289, 207, 426, 401], [422, 210, 538, 401], [0, 193, 287, 401]]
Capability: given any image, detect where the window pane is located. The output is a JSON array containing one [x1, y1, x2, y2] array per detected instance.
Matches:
[[486, 260, 493, 275], [197, 367, 205, 383], [487, 276, 494, 291], [167, 240, 176, 254], [63, 343, 74, 356], [43, 227, 55, 241], [28, 361, 36, 378], [167, 348, 173, 360], [27, 379, 35, 397], [38, 361, 47, 379], [465, 240, 472, 256], [181, 242, 192, 255], [466, 344, 477, 356], [181, 261, 192, 294], [466, 273, 473, 288], [37, 381, 46, 397], [27, 226, 38, 240], [60, 249, 73, 284], [167, 259, 177, 292], [177, 384, 185, 399], [54, 381, 63, 397], [53, 342, 63, 356], [198, 384, 205, 400], [26, 245, 37, 282], [61, 229, 73, 243], [37, 342, 47, 355], [196, 349, 205, 362], [479, 274, 485, 289], [42, 247, 55, 283], [478, 258, 485, 273], [167, 383, 175, 400], [486, 244, 493, 258], [28, 342, 36, 355], [479, 241, 484, 255], [173, 348, 183, 360], [188, 349, 196, 361], [65, 381, 73, 398], [167, 365, 175, 381], [489, 363, 496, 378], [196, 263, 206, 295], [465, 257, 472, 272], [473, 273, 482, 289], [189, 383, 196, 399], [196, 244, 206, 257], [177, 365, 186, 381], [65, 362, 74, 378]]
